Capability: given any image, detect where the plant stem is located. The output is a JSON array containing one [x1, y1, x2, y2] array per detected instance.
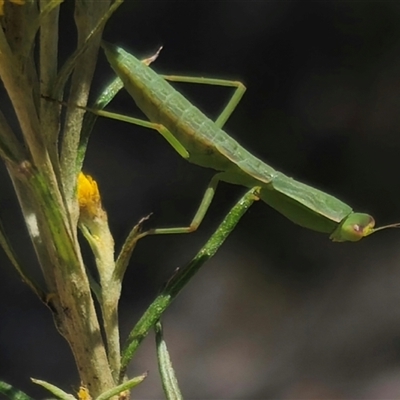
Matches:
[[119, 187, 260, 381]]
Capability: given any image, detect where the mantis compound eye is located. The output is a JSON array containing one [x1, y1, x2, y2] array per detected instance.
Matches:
[[330, 213, 375, 242]]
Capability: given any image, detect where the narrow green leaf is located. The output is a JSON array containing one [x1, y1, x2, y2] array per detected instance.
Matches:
[[76, 76, 123, 173], [31, 378, 76, 400], [39, 0, 63, 166], [0, 109, 27, 165], [95, 373, 147, 400], [0, 380, 34, 400], [37, 0, 64, 24], [0, 217, 47, 302], [119, 187, 260, 381], [54, 0, 124, 97], [155, 321, 183, 400], [60, 0, 119, 202], [114, 215, 151, 281]]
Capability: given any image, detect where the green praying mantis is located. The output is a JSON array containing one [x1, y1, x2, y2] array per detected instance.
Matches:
[[82, 41, 400, 242]]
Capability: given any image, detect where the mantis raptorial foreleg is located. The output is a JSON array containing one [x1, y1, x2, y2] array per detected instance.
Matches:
[[89, 75, 247, 235]]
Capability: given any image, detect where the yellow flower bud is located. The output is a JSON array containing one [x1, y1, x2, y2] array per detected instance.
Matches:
[[77, 172, 102, 218], [78, 386, 92, 400]]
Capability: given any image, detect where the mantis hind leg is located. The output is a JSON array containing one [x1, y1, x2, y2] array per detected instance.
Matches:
[[161, 75, 246, 129]]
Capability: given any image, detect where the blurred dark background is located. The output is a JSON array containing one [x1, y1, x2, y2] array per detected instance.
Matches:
[[2, 1, 400, 398]]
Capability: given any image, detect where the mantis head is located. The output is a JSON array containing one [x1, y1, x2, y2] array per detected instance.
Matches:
[[330, 213, 400, 242]]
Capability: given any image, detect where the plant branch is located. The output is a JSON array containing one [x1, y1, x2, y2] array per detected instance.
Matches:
[[119, 187, 260, 381]]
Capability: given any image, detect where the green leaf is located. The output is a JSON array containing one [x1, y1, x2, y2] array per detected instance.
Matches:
[[0, 380, 34, 400], [114, 215, 151, 281], [0, 216, 47, 302], [155, 321, 183, 400], [119, 187, 259, 381], [95, 373, 147, 400], [31, 378, 76, 400]]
